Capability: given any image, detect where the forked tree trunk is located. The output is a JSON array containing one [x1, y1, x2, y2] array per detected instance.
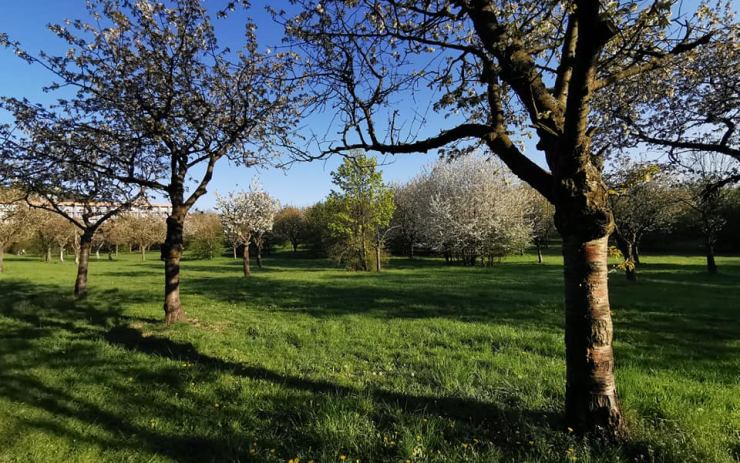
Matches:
[[163, 213, 186, 323], [242, 241, 251, 277], [74, 231, 94, 298], [562, 234, 623, 436]]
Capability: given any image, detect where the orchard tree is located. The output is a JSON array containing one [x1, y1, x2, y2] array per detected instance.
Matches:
[[0, 191, 32, 273], [600, 14, 739, 185], [279, 0, 728, 434], [421, 156, 531, 265], [677, 153, 738, 273], [33, 210, 71, 263], [1, 0, 301, 322], [216, 186, 279, 277], [524, 187, 556, 264], [391, 177, 428, 259], [185, 212, 225, 260], [119, 213, 167, 262], [326, 154, 394, 271], [606, 162, 679, 280], [273, 206, 307, 253], [0, 122, 142, 296]]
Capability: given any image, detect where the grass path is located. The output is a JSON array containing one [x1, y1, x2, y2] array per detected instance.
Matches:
[[0, 251, 738, 462]]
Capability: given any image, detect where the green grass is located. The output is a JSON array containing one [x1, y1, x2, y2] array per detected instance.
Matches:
[[0, 249, 738, 462]]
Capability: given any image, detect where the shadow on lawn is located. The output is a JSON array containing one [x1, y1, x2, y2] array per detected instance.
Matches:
[[0, 278, 563, 462]]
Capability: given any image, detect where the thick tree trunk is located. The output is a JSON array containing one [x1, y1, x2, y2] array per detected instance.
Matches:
[[74, 232, 93, 298], [242, 242, 251, 277], [163, 214, 186, 323], [232, 245, 238, 260], [45, 246, 52, 262], [562, 234, 623, 436]]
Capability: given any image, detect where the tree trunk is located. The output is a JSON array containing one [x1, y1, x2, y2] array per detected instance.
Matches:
[[74, 232, 93, 298], [59, 248, 65, 262], [375, 241, 382, 272], [232, 244, 237, 260], [163, 213, 186, 323], [256, 242, 263, 269], [292, 240, 298, 253], [242, 241, 251, 277], [632, 244, 640, 266], [562, 234, 623, 436], [614, 232, 637, 282], [141, 245, 146, 261], [409, 241, 414, 259], [706, 237, 718, 274], [115, 244, 119, 257], [45, 246, 52, 262], [0, 245, 4, 273], [536, 241, 543, 264]]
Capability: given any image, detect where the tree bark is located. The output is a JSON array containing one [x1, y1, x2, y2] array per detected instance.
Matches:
[[232, 244, 238, 259], [141, 245, 146, 261], [562, 234, 623, 436], [375, 241, 382, 272], [291, 240, 298, 253], [74, 231, 93, 298], [242, 241, 251, 277], [0, 245, 4, 273], [255, 242, 263, 269], [163, 213, 186, 323], [614, 231, 637, 282], [59, 248, 65, 262], [536, 240, 543, 264], [706, 237, 718, 274]]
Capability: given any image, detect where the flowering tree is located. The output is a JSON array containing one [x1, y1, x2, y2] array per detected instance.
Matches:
[[524, 187, 556, 264], [418, 156, 531, 265], [391, 177, 428, 259], [279, 0, 731, 434], [276, 0, 736, 436], [1, 0, 301, 322], [216, 186, 279, 277]]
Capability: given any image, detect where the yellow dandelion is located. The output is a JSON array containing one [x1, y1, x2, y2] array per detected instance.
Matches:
[[339, 455, 347, 461]]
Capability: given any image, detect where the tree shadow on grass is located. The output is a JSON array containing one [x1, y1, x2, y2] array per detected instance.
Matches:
[[0, 278, 567, 462]]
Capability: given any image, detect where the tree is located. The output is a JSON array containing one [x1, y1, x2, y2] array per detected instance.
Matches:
[[216, 186, 279, 277], [391, 178, 428, 259], [119, 213, 167, 262], [525, 188, 556, 264], [599, 15, 739, 185], [676, 153, 739, 273], [325, 154, 394, 271], [273, 206, 307, 253], [606, 162, 679, 280], [0, 124, 142, 296], [0, 191, 32, 273], [1, 0, 301, 322], [33, 210, 72, 263], [279, 0, 727, 434], [185, 212, 225, 260], [419, 156, 532, 266]]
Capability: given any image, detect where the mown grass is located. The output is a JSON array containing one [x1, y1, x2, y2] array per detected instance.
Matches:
[[0, 249, 737, 462]]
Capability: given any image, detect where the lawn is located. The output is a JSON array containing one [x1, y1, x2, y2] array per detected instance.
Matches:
[[0, 250, 738, 462]]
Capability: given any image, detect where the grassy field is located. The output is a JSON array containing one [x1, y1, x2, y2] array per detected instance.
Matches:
[[0, 249, 737, 463]]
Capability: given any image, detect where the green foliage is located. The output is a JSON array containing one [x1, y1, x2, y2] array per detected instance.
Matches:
[[0, 251, 738, 462], [326, 155, 395, 270]]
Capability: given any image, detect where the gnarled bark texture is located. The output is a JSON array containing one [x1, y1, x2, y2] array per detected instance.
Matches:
[[163, 213, 186, 323]]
